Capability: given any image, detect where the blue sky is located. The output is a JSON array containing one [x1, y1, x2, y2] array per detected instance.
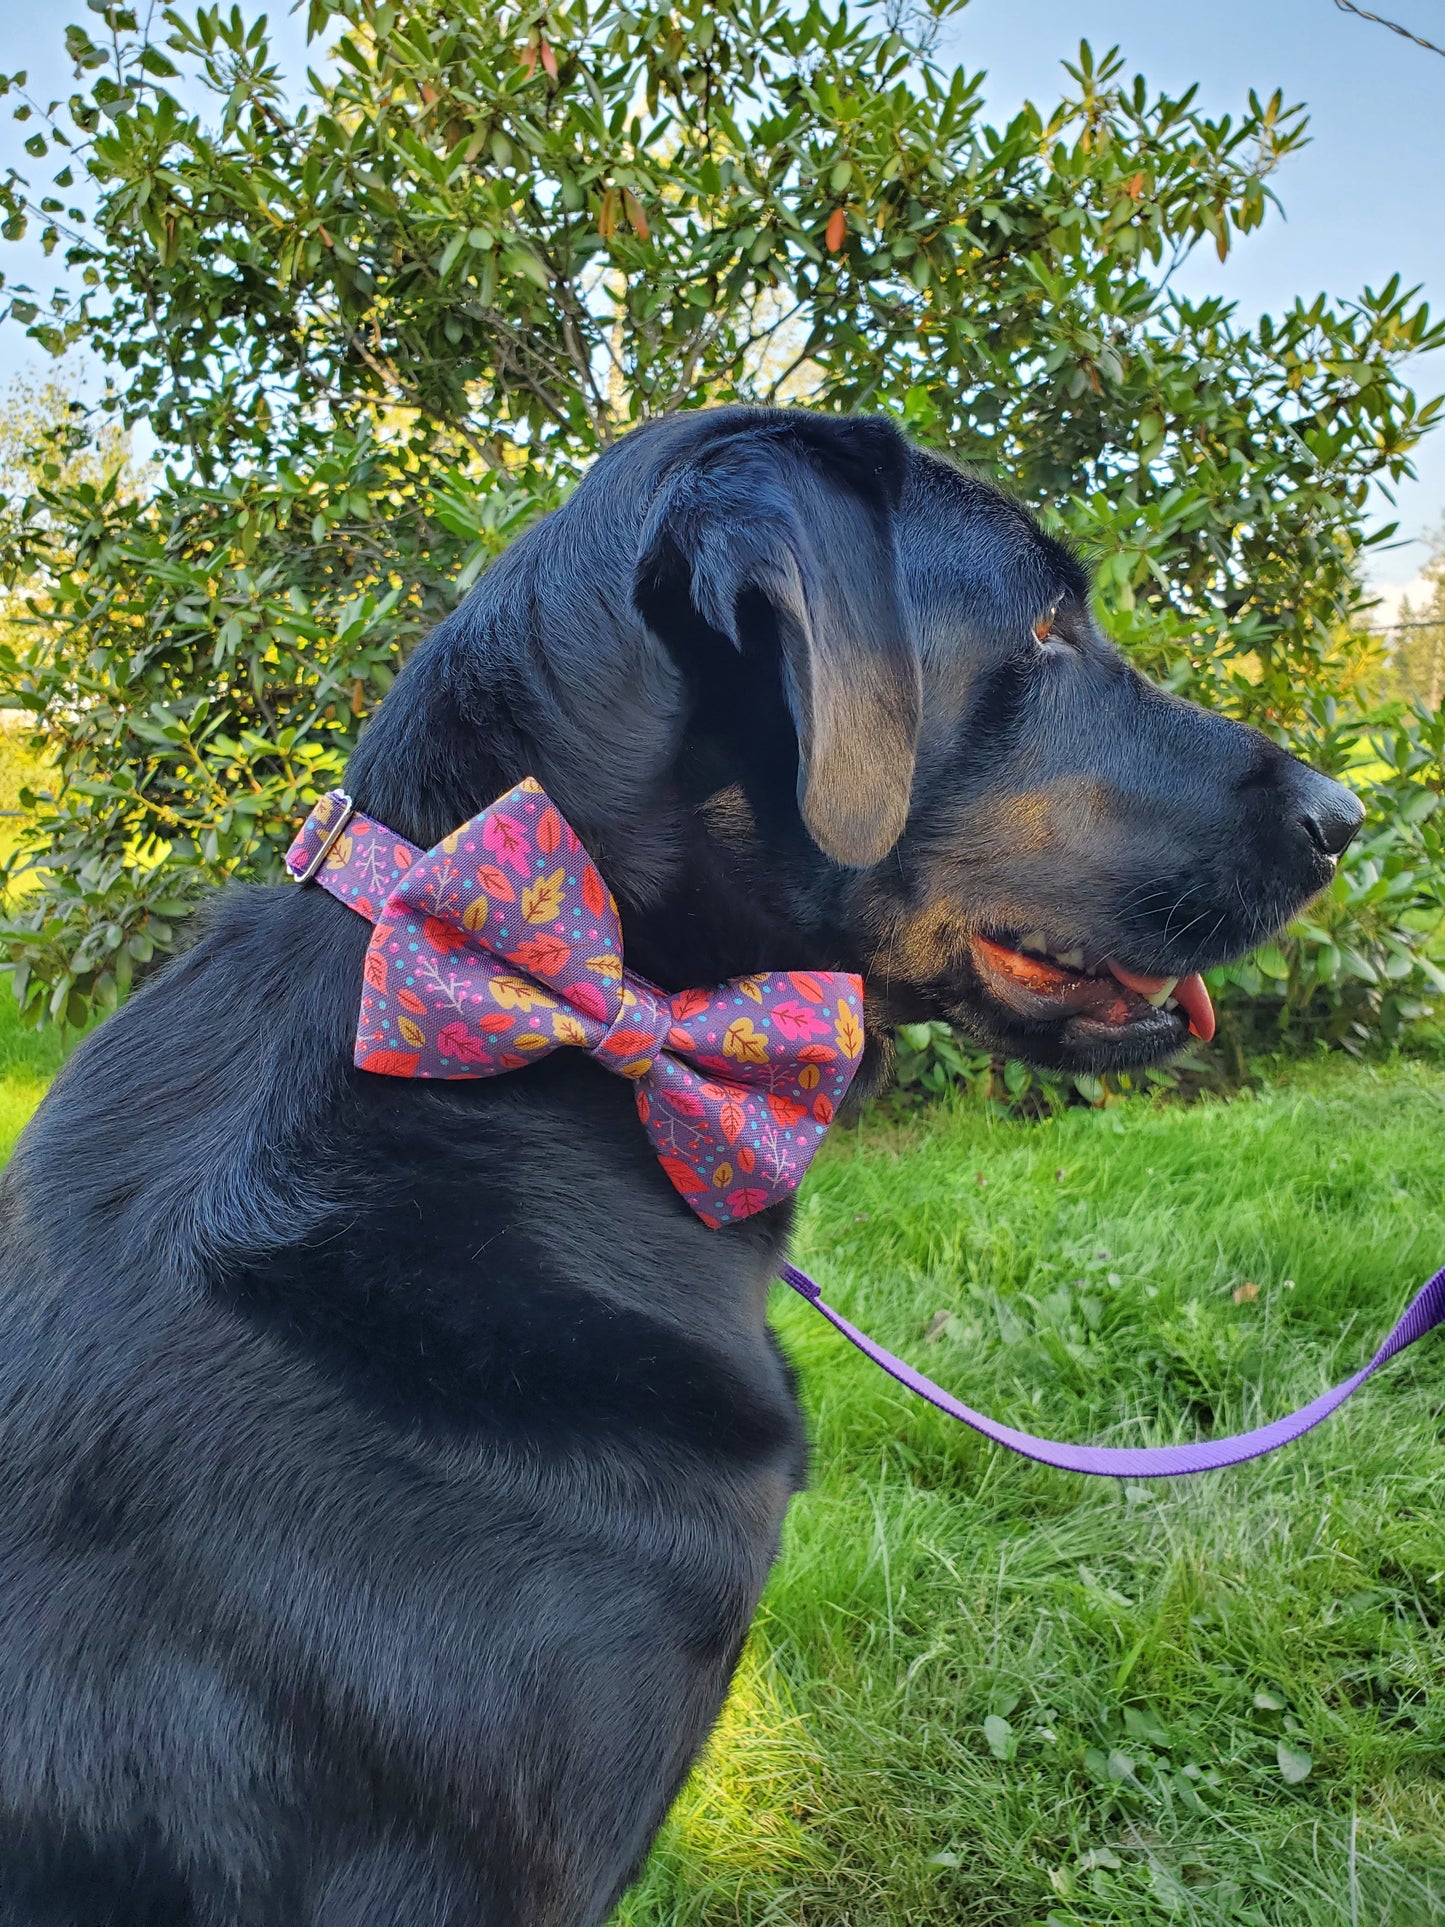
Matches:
[[2, 0, 1441, 603]]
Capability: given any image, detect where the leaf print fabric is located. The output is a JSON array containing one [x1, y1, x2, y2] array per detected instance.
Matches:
[[285, 778, 866, 1227]]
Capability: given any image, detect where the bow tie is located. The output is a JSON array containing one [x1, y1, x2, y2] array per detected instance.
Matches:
[[285, 778, 865, 1227]]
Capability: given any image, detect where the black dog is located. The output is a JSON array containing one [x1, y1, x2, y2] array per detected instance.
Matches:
[[0, 408, 1360, 1924]]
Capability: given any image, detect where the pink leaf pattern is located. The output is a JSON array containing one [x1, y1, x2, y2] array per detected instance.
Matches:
[[770, 998, 830, 1041], [285, 778, 865, 1227], [481, 811, 531, 876], [436, 1020, 492, 1066]]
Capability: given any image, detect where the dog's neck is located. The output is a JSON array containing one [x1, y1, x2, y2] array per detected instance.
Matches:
[[338, 513, 871, 996], [340, 671, 856, 1000]]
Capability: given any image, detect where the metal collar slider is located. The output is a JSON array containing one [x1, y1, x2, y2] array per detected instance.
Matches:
[[291, 792, 356, 884]]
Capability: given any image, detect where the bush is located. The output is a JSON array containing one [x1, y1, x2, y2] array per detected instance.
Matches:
[[0, 1, 1441, 1042], [1218, 699, 1445, 1052]]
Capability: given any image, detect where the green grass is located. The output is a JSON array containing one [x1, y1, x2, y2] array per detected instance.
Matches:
[[619, 1060, 1445, 1927], [0, 1027, 1440, 1923], [0, 984, 65, 1157], [0, 716, 52, 876]]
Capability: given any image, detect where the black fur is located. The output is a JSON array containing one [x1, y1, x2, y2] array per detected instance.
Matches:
[[0, 407, 1360, 1923]]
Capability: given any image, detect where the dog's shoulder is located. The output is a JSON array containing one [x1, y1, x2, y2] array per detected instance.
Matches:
[[0, 878, 804, 1478]]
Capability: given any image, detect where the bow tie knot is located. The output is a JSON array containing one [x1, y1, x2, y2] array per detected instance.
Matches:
[[286, 778, 865, 1227], [596, 979, 673, 1077]]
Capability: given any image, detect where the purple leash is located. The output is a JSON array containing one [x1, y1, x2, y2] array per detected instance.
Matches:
[[779, 1259, 1445, 1477]]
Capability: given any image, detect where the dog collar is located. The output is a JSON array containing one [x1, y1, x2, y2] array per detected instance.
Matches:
[[286, 778, 865, 1227]]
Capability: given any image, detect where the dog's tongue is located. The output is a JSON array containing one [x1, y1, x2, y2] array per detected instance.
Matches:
[[1104, 958, 1215, 1043]]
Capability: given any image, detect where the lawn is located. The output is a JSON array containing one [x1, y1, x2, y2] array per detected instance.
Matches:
[[1, 1014, 1440, 1925], [0, 981, 65, 1158], [622, 1059, 1445, 1927]]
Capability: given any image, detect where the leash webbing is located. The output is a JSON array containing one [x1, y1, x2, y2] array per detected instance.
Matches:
[[779, 1259, 1445, 1477]]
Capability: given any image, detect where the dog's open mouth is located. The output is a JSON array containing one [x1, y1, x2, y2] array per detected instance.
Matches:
[[971, 932, 1216, 1043]]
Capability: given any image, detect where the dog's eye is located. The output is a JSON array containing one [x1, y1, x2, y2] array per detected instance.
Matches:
[[1032, 601, 1068, 648]]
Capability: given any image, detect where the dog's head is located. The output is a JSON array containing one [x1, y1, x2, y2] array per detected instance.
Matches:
[[349, 407, 1361, 1077]]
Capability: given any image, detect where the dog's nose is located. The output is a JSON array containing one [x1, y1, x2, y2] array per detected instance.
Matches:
[[1297, 771, 1364, 859]]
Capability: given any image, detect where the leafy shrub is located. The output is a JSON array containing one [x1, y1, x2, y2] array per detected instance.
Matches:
[[0, 1, 1441, 1048], [1213, 700, 1445, 1055]]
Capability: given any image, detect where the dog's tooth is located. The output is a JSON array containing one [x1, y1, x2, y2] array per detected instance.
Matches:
[[1145, 976, 1180, 1008], [1019, 930, 1048, 954], [1056, 947, 1085, 970]]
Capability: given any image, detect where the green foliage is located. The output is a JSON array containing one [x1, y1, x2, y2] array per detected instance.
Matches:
[[894, 1017, 1191, 1114], [1381, 519, 1445, 710], [0, 1, 1442, 1037], [0, 937, 68, 1155], [1210, 701, 1445, 1056]]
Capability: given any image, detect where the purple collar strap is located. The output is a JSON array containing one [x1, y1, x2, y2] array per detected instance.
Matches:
[[285, 779, 866, 1228], [287, 780, 1444, 1476]]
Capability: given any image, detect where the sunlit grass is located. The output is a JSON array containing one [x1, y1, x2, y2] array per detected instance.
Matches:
[[617, 1645, 828, 1922], [0, 984, 65, 1157]]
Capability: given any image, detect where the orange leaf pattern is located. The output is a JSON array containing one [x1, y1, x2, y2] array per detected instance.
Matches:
[[581, 867, 608, 917], [658, 1155, 708, 1198], [476, 863, 515, 901], [286, 778, 865, 1226], [798, 1043, 838, 1064], [488, 976, 555, 1012], [424, 916, 468, 957], [601, 1029, 657, 1059], [510, 934, 571, 977], [358, 1048, 420, 1076]]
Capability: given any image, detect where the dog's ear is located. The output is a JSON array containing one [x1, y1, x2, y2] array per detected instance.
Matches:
[[633, 415, 920, 867]]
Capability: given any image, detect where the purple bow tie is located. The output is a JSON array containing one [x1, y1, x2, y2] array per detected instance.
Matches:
[[285, 778, 865, 1227]]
